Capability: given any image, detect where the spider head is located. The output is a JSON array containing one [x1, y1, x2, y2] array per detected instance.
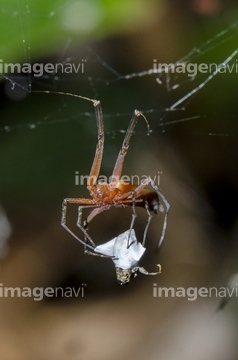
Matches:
[[115, 267, 138, 285]]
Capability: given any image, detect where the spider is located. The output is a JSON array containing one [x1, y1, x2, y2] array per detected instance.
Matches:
[[50, 92, 171, 284]]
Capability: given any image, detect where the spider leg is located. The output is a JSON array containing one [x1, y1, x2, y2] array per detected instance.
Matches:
[[116, 179, 151, 247], [82, 249, 114, 259], [61, 198, 96, 251], [87, 100, 105, 189], [76, 205, 98, 248], [131, 176, 170, 248], [148, 178, 170, 248], [118, 176, 169, 248], [85, 204, 111, 225], [82, 205, 116, 258], [111, 110, 150, 182], [62, 199, 114, 259], [142, 201, 153, 247], [127, 192, 137, 249], [36, 91, 105, 190], [128, 183, 152, 248]]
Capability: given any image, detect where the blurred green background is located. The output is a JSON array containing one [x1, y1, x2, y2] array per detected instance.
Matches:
[[1, 0, 238, 359]]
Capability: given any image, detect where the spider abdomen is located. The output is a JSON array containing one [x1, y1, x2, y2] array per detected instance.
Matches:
[[137, 189, 160, 214]]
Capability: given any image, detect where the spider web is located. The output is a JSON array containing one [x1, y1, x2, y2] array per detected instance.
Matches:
[[1, 1, 238, 234], [0, 2, 238, 232], [1, 4, 238, 358], [0, 6, 238, 138]]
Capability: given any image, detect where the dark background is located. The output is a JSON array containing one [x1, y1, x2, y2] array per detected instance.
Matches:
[[0, 0, 238, 359]]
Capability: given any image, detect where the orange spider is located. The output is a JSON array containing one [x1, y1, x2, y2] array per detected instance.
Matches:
[[58, 93, 170, 267]]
